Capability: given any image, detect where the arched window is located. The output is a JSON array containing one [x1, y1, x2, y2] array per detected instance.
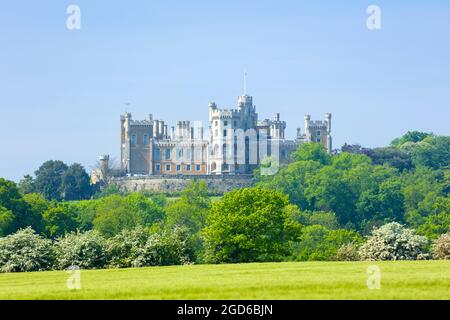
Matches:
[[131, 134, 137, 145], [143, 134, 149, 145]]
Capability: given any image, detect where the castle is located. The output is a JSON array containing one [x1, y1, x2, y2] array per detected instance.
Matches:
[[118, 93, 332, 177]]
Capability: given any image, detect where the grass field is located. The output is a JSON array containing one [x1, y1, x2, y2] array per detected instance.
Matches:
[[0, 261, 449, 300]]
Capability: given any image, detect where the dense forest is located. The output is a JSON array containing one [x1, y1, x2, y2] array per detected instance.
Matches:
[[0, 131, 449, 272]]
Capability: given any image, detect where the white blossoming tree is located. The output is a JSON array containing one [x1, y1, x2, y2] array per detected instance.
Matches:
[[359, 222, 429, 260]]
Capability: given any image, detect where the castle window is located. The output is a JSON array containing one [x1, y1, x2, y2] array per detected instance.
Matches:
[[234, 121, 237, 127], [317, 130, 321, 136], [186, 148, 192, 161], [176, 148, 183, 161], [143, 134, 149, 145], [131, 134, 137, 145], [154, 148, 161, 160], [186, 164, 191, 171], [165, 164, 171, 172], [176, 164, 182, 172], [224, 120, 228, 126], [196, 164, 201, 171], [155, 164, 161, 172], [316, 137, 321, 142], [223, 129, 227, 137], [165, 148, 171, 160]]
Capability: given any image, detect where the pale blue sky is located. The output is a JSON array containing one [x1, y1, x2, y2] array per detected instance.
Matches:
[[0, 0, 449, 181]]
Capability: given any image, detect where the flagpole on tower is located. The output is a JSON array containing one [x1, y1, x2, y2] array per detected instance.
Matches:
[[244, 71, 247, 95]]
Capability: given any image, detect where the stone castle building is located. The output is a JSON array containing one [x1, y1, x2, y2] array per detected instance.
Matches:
[[119, 93, 332, 176]]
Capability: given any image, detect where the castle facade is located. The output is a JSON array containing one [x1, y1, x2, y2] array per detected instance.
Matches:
[[120, 94, 332, 176]]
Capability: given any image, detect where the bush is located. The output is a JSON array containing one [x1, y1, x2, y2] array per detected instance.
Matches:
[[290, 225, 362, 261], [0, 227, 54, 272], [55, 231, 107, 269], [106, 226, 151, 268], [432, 233, 450, 260], [134, 227, 193, 267], [359, 222, 429, 261], [333, 242, 361, 261]]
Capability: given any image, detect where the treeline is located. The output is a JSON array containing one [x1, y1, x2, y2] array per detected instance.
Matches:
[[0, 131, 449, 272]]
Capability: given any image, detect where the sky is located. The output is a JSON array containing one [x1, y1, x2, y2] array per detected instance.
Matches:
[[0, 0, 449, 181]]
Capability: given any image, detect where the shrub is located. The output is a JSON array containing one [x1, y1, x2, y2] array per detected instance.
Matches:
[[55, 230, 107, 269], [359, 222, 428, 260], [106, 226, 150, 268], [432, 233, 450, 260], [134, 227, 193, 267], [0, 227, 54, 272], [291, 225, 362, 261], [333, 242, 361, 261]]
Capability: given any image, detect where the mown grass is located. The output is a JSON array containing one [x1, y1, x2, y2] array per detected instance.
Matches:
[[0, 261, 449, 300]]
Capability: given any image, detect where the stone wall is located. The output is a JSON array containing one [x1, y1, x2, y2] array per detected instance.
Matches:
[[110, 174, 254, 194]]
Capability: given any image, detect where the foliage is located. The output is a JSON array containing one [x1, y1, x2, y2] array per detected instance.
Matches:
[[0, 227, 54, 272], [290, 225, 362, 261], [391, 131, 431, 147], [431, 233, 450, 260], [365, 147, 413, 171], [34, 160, 69, 201], [0, 178, 41, 234], [17, 174, 36, 195], [202, 188, 300, 263], [359, 222, 429, 261], [105, 226, 151, 268], [133, 226, 193, 267], [93, 193, 165, 237], [294, 210, 339, 229], [54, 230, 107, 270], [42, 203, 79, 238], [60, 163, 94, 200], [292, 143, 331, 165], [333, 242, 361, 261]]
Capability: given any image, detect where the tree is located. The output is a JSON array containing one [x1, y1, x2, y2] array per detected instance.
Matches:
[[34, 160, 68, 200], [290, 225, 362, 261], [0, 227, 54, 273], [0, 178, 40, 235], [365, 147, 413, 171], [55, 230, 107, 270], [60, 163, 94, 201], [359, 222, 429, 260], [292, 143, 331, 165], [93, 193, 165, 237], [391, 131, 431, 147], [0, 206, 14, 237], [42, 204, 79, 238], [202, 188, 300, 263], [17, 175, 35, 195]]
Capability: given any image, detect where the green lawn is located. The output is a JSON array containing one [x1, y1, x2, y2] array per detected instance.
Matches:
[[0, 261, 449, 300]]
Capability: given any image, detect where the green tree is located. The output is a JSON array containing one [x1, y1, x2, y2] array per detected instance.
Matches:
[[93, 193, 164, 237], [292, 143, 331, 165], [391, 131, 431, 147], [17, 174, 35, 195], [0, 178, 40, 234], [42, 204, 79, 238], [291, 225, 362, 261], [60, 163, 94, 201], [202, 188, 300, 263], [34, 160, 68, 200]]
